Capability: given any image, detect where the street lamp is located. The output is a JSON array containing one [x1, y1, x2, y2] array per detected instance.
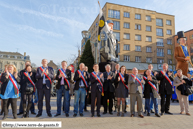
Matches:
[[81, 30, 90, 42]]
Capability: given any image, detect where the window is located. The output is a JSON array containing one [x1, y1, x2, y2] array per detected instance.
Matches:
[[167, 39, 172, 44], [167, 49, 172, 55], [112, 21, 120, 30], [135, 14, 141, 19], [108, 10, 120, 19], [157, 48, 164, 57], [124, 44, 130, 51], [124, 55, 130, 61], [117, 43, 120, 53], [146, 26, 151, 31], [135, 35, 141, 41], [124, 12, 130, 18], [156, 18, 163, 26], [157, 58, 164, 64], [135, 46, 141, 51], [113, 32, 120, 41], [124, 33, 130, 39], [146, 36, 152, 42], [168, 59, 172, 64], [124, 22, 130, 29], [135, 24, 141, 30], [167, 29, 172, 35], [156, 28, 163, 36], [146, 47, 152, 52], [166, 20, 171, 25], [135, 56, 141, 62], [146, 57, 152, 63], [157, 38, 164, 46], [146, 15, 151, 21]]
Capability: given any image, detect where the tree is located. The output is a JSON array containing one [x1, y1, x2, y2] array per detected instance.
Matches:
[[79, 39, 94, 73]]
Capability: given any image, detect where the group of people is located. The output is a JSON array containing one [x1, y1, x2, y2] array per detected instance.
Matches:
[[0, 59, 192, 120]]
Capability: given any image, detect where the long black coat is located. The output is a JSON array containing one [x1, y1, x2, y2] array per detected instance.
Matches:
[[103, 71, 115, 92], [144, 75, 158, 98]]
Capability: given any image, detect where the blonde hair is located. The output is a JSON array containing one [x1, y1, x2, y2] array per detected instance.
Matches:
[[7, 64, 17, 72]]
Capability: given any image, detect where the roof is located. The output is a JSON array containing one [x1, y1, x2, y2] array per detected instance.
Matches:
[[47, 60, 58, 69], [0, 51, 23, 56]]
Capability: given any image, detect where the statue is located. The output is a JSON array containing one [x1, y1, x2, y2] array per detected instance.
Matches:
[[99, 20, 119, 63]]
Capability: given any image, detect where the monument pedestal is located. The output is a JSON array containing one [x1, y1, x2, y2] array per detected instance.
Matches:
[[99, 60, 118, 72]]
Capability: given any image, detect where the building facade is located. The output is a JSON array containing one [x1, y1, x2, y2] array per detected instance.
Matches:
[[0, 51, 30, 73], [88, 2, 175, 70]]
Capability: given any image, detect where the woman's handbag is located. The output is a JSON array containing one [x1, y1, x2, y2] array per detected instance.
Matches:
[[185, 85, 193, 95]]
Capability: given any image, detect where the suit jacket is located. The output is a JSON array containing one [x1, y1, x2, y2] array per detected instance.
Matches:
[[114, 73, 128, 89], [73, 70, 89, 90], [90, 72, 104, 93], [175, 45, 189, 76], [156, 71, 174, 94], [144, 75, 158, 98], [55, 69, 72, 90], [128, 74, 145, 94], [103, 71, 115, 92], [35, 66, 54, 89]]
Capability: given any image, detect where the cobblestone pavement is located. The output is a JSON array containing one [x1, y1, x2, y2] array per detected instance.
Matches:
[[0, 96, 193, 129]]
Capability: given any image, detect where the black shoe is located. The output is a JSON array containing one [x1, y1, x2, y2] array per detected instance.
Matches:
[[36, 114, 42, 117], [47, 113, 52, 117], [17, 112, 23, 115], [91, 114, 94, 117], [147, 113, 150, 116], [66, 114, 69, 117], [155, 113, 161, 117], [80, 113, 84, 117], [165, 112, 173, 115], [73, 114, 77, 117], [31, 112, 36, 115], [103, 112, 107, 115], [144, 110, 147, 114], [97, 114, 101, 117], [124, 110, 127, 113], [160, 112, 164, 116], [151, 110, 155, 113], [54, 114, 61, 117], [109, 112, 113, 115]]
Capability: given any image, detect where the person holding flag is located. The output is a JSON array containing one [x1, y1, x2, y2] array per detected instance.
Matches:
[[143, 69, 160, 117], [128, 67, 145, 118], [0, 64, 20, 120], [90, 63, 104, 117], [114, 65, 128, 117], [155, 63, 174, 115], [73, 63, 89, 117], [20, 64, 36, 118], [55, 61, 72, 117]]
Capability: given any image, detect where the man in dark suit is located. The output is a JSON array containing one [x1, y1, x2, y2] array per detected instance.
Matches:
[[36, 59, 54, 117], [103, 64, 115, 115], [90, 63, 104, 117], [84, 66, 90, 112], [155, 63, 174, 115], [54, 61, 72, 117], [73, 63, 89, 117]]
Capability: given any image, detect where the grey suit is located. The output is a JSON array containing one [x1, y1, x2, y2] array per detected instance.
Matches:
[[128, 74, 145, 115]]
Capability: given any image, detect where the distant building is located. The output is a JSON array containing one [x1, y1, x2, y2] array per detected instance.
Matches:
[[0, 51, 30, 73], [47, 60, 58, 74]]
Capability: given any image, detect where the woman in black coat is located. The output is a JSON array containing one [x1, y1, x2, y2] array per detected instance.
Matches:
[[20, 65, 36, 118], [114, 65, 128, 117]]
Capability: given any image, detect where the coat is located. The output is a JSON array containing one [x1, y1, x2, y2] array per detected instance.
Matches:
[[128, 74, 145, 94], [103, 71, 115, 92]]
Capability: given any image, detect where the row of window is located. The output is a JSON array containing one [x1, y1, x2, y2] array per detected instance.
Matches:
[[123, 55, 172, 64], [108, 9, 172, 26]]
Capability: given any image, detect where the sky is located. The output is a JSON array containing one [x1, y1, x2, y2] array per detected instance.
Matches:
[[0, 0, 192, 66]]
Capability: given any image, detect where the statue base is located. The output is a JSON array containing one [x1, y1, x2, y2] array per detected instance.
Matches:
[[99, 60, 118, 72]]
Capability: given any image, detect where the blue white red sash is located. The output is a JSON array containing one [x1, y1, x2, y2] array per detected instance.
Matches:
[[91, 71, 104, 93], [39, 67, 52, 84], [24, 72, 36, 92], [143, 76, 158, 93], [131, 74, 143, 90], [118, 73, 128, 89], [161, 71, 173, 87], [59, 69, 70, 89], [9, 73, 19, 94], [77, 70, 88, 88]]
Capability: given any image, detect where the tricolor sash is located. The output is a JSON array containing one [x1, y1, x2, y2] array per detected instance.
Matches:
[[39, 67, 52, 84], [59, 69, 70, 89], [143, 76, 158, 93], [9, 73, 19, 94], [161, 71, 173, 87], [91, 71, 104, 93], [77, 70, 88, 88], [24, 72, 36, 92], [131, 74, 143, 90], [118, 73, 128, 89]]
